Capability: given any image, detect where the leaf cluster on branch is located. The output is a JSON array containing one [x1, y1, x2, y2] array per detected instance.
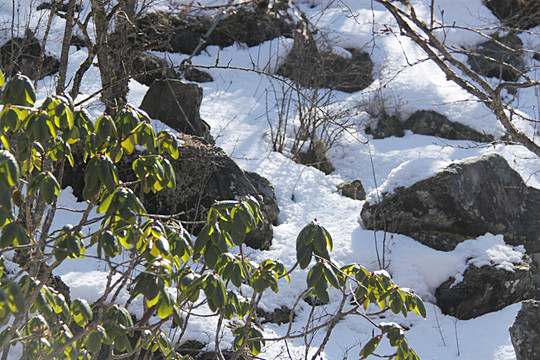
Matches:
[[0, 68, 425, 359]]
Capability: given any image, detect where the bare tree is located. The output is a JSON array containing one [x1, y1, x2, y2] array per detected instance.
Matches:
[[373, 0, 540, 157], [91, 0, 137, 116]]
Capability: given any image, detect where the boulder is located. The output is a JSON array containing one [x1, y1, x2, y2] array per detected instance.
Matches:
[[295, 139, 335, 175], [403, 110, 495, 142], [142, 141, 275, 249], [365, 112, 404, 139], [140, 80, 213, 143], [435, 256, 540, 319], [510, 300, 540, 360], [483, 0, 540, 30], [278, 30, 373, 93], [361, 154, 540, 252], [366, 110, 495, 142], [337, 179, 366, 200], [468, 32, 525, 82], [0, 30, 60, 80], [245, 171, 280, 225], [135, 6, 293, 55], [131, 139, 276, 250], [256, 306, 294, 325], [184, 68, 213, 83], [131, 52, 212, 86], [63, 138, 278, 250], [132, 52, 181, 86]]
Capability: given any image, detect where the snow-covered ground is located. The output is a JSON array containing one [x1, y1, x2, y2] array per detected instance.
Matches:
[[2, 0, 539, 359]]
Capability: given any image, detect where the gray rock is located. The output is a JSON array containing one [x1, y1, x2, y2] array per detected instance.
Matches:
[[366, 110, 495, 142], [132, 52, 181, 86], [0, 30, 59, 80], [295, 139, 335, 175], [484, 0, 540, 30], [403, 110, 495, 142], [435, 256, 540, 320], [142, 139, 275, 250], [135, 6, 293, 55], [63, 137, 277, 250], [510, 300, 540, 360], [256, 306, 294, 325], [361, 154, 540, 252], [184, 68, 213, 83], [365, 112, 404, 139], [245, 171, 280, 225], [468, 32, 525, 81], [140, 80, 213, 143], [337, 180, 366, 200], [278, 30, 373, 93]]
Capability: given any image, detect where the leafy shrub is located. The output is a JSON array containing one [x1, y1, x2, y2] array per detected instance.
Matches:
[[0, 71, 425, 359]]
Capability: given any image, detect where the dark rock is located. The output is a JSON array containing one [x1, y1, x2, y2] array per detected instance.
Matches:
[[295, 139, 335, 175], [365, 112, 404, 139], [207, 6, 294, 49], [62, 137, 278, 250], [435, 256, 540, 319], [365, 110, 495, 142], [468, 32, 525, 82], [140, 79, 213, 143], [245, 171, 280, 225], [177, 340, 206, 358], [132, 52, 181, 86], [257, 306, 294, 325], [70, 34, 86, 50], [403, 110, 495, 142], [37, 1, 83, 12], [337, 180, 366, 200], [0, 30, 60, 80], [141, 140, 275, 250], [278, 30, 373, 93], [483, 0, 540, 30], [361, 154, 540, 252], [303, 294, 324, 306], [177, 339, 250, 360], [510, 300, 540, 360], [136, 6, 293, 55], [184, 68, 213, 83], [534, 53, 540, 62]]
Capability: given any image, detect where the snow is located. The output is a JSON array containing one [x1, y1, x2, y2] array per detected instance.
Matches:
[[2, 0, 539, 359]]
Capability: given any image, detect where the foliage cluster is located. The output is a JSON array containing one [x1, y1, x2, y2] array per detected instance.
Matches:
[[0, 62, 424, 360]]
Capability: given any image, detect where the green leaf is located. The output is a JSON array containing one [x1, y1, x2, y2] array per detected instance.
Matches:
[[314, 280, 330, 304], [100, 230, 119, 257], [193, 224, 211, 261], [359, 336, 381, 358], [1, 74, 35, 106], [307, 263, 324, 288], [97, 155, 119, 193], [0, 150, 20, 188], [40, 172, 61, 204], [84, 329, 103, 354], [70, 298, 93, 327], [0, 107, 21, 131], [157, 289, 173, 319], [322, 262, 340, 289], [5, 281, 25, 314], [413, 293, 426, 318], [0, 222, 18, 248], [157, 130, 179, 159], [296, 242, 313, 269]]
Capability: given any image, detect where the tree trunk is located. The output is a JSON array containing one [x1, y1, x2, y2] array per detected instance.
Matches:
[[56, 0, 77, 94]]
